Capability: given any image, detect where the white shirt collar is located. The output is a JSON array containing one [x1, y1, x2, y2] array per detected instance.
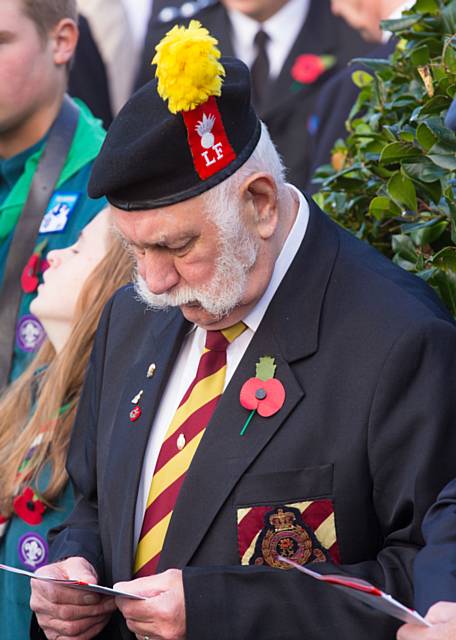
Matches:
[[227, 0, 310, 78]]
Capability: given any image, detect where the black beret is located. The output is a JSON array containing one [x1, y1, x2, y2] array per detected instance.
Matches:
[[88, 57, 261, 210]]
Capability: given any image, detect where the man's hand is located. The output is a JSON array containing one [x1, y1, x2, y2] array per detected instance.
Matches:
[[30, 556, 116, 640], [397, 602, 456, 639], [115, 569, 185, 640]]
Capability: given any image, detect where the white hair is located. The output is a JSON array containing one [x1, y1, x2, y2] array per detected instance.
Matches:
[[203, 122, 287, 232]]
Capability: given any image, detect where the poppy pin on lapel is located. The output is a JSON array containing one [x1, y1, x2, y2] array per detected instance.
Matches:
[[130, 406, 142, 422], [240, 356, 286, 436]]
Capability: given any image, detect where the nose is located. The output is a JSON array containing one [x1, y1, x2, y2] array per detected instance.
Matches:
[[141, 252, 180, 295], [46, 249, 62, 268]]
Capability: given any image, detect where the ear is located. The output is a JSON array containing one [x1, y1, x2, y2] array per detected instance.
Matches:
[[50, 19, 79, 66], [240, 173, 279, 240]]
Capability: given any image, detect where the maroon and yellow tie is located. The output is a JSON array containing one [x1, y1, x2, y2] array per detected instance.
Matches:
[[134, 321, 246, 576]]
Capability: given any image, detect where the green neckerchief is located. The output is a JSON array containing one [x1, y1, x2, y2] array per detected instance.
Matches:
[[0, 99, 105, 241]]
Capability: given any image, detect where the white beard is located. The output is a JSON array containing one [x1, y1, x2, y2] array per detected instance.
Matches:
[[134, 210, 258, 321]]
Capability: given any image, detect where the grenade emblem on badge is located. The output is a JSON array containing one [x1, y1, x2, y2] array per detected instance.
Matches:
[[196, 113, 216, 149]]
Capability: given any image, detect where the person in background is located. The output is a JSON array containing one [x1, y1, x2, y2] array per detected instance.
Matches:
[[136, 0, 372, 190], [76, 0, 136, 117], [68, 13, 113, 128], [0, 210, 133, 638], [306, 0, 415, 190], [0, 0, 107, 389]]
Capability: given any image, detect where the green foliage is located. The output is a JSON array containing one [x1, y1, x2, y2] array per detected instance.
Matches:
[[314, 0, 456, 316]]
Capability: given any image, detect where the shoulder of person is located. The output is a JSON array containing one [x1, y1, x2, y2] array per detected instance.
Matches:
[[154, 0, 220, 27]]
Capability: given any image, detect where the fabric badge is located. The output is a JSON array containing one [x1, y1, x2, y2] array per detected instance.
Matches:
[[17, 532, 48, 571], [39, 192, 80, 234], [16, 314, 46, 353], [182, 96, 236, 180], [237, 500, 340, 570]]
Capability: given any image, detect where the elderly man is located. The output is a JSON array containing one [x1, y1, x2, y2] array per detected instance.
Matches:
[[30, 20, 456, 640]]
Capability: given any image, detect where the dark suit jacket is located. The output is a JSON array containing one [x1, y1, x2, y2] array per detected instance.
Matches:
[[135, 0, 372, 190], [33, 199, 456, 639], [413, 479, 456, 615], [306, 40, 396, 192], [69, 15, 113, 129]]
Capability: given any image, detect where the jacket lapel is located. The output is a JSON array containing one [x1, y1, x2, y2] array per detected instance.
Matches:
[[105, 311, 189, 580], [158, 201, 340, 570], [260, 3, 341, 119], [212, 7, 235, 56]]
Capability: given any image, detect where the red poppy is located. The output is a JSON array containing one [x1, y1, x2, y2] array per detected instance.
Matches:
[[13, 487, 46, 525], [240, 377, 286, 417], [21, 254, 41, 294], [291, 54, 326, 84]]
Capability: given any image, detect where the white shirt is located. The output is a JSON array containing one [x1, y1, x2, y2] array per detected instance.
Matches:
[[382, 1, 417, 42], [122, 0, 153, 49], [134, 186, 309, 545], [227, 0, 310, 79], [78, 0, 138, 114]]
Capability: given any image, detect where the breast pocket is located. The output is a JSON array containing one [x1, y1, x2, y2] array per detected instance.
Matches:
[[234, 464, 340, 570]]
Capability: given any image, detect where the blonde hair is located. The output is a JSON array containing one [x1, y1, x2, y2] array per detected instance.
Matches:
[[0, 235, 133, 517]]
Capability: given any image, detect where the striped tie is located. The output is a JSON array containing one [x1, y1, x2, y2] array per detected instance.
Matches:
[[134, 321, 246, 576]]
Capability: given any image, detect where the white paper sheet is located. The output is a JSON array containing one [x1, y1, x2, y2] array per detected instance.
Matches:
[[278, 556, 431, 627], [0, 563, 146, 600]]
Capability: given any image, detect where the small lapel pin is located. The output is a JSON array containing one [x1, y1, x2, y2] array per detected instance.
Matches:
[[177, 433, 186, 451], [147, 363, 156, 378], [130, 406, 142, 422], [131, 390, 144, 405]]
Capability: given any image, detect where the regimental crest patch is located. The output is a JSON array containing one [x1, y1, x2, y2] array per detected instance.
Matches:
[[237, 500, 340, 569]]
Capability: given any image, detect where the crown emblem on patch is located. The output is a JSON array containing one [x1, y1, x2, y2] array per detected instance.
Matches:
[[269, 508, 296, 532], [196, 113, 216, 149]]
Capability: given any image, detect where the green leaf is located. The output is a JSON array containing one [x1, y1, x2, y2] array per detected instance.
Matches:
[[351, 70, 373, 88], [351, 58, 392, 73], [381, 15, 421, 32], [423, 116, 456, 147], [368, 196, 401, 220], [414, 0, 439, 13], [255, 356, 276, 381], [379, 142, 421, 164], [387, 172, 418, 211], [393, 255, 417, 271], [410, 220, 448, 246], [428, 154, 456, 170], [411, 44, 430, 66], [392, 234, 417, 261], [417, 122, 438, 151], [444, 40, 456, 73], [402, 159, 447, 182], [428, 269, 456, 316], [418, 95, 450, 116], [433, 247, 456, 271], [442, 2, 456, 33]]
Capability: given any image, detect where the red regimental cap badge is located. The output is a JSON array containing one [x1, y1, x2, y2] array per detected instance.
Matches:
[[183, 97, 236, 180]]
